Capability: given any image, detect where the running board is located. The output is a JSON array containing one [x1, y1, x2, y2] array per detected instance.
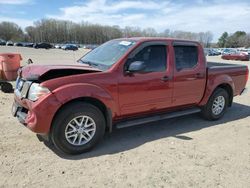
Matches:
[[115, 107, 201, 129]]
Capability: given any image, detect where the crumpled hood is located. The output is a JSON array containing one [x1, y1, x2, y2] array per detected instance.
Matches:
[[20, 64, 102, 81]]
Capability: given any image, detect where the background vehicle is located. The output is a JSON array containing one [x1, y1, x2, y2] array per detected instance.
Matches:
[[54, 44, 62, 49], [83, 44, 99, 50], [33, 42, 53, 49], [23, 42, 34, 47], [14, 42, 24, 47], [12, 38, 249, 155], [222, 51, 249, 61], [212, 48, 221, 55], [6, 41, 14, 46], [61, 44, 78, 51], [239, 48, 250, 55], [205, 48, 221, 56], [221, 48, 236, 55], [0, 39, 6, 46]]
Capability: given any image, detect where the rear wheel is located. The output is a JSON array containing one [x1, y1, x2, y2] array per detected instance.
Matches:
[[201, 88, 229, 120], [51, 102, 106, 154]]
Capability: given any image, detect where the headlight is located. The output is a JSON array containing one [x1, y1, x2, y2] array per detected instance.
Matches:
[[28, 83, 51, 101]]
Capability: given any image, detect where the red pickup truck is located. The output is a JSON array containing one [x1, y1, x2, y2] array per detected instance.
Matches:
[[12, 38, 249, 154]]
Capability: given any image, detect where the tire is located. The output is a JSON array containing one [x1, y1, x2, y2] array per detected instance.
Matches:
[[201, 88, 229, 120], [1, 82, 13, 93], [36, 134, 53, 146], [51, 102, 106, 155]]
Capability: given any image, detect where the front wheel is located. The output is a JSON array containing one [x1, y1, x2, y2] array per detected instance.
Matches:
[[51, 102, 106, 154], [201, 88, 229, 120]]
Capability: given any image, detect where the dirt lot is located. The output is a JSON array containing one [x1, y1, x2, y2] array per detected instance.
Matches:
[[0, 46, 250, 187]]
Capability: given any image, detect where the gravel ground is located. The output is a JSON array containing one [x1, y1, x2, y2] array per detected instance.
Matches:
[[0, 46, 250, 188]]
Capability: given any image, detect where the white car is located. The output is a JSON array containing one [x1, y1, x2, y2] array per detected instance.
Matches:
[[6, 41, 14, 46], [54, 44, 62, 49]]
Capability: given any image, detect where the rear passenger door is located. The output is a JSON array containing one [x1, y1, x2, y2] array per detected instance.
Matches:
[[172, 42, 206, 106]]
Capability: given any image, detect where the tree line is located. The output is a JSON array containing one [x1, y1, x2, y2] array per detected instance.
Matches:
[[1, 18, 245, 48], [217, 31, 250, 48]]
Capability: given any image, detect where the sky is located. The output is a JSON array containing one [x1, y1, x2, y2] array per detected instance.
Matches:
[[0, 0, 250, 41]]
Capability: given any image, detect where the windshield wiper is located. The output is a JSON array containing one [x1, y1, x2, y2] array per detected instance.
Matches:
[[77, 59, 99, 67], [77, 59, 110, 71]]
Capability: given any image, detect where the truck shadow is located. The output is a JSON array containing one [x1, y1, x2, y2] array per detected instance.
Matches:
[[44, 102, 250, 159]]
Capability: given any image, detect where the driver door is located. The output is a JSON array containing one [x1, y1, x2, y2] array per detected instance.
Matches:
[[118, 42, 173, 117]]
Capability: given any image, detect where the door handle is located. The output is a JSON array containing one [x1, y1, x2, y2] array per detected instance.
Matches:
[[195, 73, 204, 78], [161, 76, 170, 82]]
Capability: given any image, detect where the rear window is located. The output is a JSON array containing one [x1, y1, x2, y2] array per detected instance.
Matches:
[[174, 46, 198, 71]]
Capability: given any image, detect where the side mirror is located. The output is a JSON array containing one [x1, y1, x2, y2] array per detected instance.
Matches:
[[127, 61, 146, 73]]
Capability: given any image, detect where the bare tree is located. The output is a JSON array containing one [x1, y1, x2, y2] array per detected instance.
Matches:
[[0, 21, 24, 41]]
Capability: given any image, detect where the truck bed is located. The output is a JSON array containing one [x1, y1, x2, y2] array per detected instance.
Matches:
[[207, 61, 247, 69], [206, 61, 248, 96]]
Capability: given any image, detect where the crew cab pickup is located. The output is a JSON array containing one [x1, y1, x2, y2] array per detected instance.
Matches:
[[12, 38, 249, 154]]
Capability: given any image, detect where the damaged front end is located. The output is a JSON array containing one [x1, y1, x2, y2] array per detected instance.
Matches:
[[15, 64, 102, 99], [20, 64, 102, 82], [13, 63, 102, 133]]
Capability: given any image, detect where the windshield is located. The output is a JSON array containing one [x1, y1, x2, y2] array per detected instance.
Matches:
[[79, 40, 136, 71]]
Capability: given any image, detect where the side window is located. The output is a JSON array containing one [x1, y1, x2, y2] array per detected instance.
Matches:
[[128, 45, 167, 72], [174, 46, 198, 71]]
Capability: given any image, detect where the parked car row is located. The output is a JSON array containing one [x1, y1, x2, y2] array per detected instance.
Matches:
[[0, 39, 98, 51], [0, 40, 14, 46], [54, 44, 98, 50], [203, 47, 250, 61], [220, 48, 249, 61]]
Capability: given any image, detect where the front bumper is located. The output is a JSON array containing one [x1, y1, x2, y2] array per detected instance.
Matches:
[[12, 102, 27, 124], [12, 92, 62, 134]]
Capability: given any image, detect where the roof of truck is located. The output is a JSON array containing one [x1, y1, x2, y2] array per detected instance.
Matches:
[[115, 37, 199, 44]]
